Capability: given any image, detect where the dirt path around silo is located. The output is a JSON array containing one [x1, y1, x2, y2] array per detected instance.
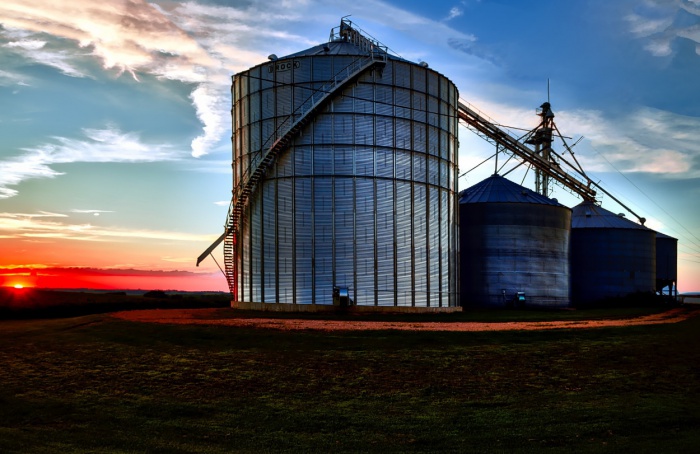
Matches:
[[111, 307, 698, 332]]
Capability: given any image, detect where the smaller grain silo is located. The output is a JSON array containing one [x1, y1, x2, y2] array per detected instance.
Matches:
[[655, 231, 678, 298], [570, 201, 656, 305], [459, 175, 571, 308]]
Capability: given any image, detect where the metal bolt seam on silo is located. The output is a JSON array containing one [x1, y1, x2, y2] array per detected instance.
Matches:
[[229, 19, 460, 308], [459, 175, 572, 308], [570, 201, 656, 306]]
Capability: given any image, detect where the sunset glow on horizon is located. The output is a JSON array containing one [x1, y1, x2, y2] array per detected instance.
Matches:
[[0, 267, 228, 292]]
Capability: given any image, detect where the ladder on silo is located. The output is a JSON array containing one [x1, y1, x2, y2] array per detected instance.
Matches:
[[197, 50, 387, 299]]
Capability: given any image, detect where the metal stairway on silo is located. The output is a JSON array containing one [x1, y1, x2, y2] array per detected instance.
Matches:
[[197, 50, 387, 298]]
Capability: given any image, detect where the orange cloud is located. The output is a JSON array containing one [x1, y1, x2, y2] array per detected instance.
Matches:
[[0, 0, 214, 80]]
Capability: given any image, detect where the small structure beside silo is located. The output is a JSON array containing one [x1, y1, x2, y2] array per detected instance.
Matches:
[[459, 175, 571, 308], [655, 231, 678, 299], [570, 201, 656, 306]]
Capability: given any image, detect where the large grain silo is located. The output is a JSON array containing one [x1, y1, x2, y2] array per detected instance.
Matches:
[[655, 232, 678, 297], [459, 175, 571, 308], [220, 19, 460, 309], [570, 201, 656, 305]]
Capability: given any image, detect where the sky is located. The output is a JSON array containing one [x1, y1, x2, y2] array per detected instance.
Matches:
[[1, 0, 699, 292]]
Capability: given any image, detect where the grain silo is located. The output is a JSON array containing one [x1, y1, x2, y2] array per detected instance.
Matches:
[[655, 232, 678, 298], [208, 19, 459, 310], [570, 201, 656, 305], [459, 175, 571, 308]]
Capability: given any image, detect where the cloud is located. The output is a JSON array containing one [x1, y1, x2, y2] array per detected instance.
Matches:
[[161, 256, 198, 264], [6, 39, 45, 50], [445, 7, 464, 21], [189, 83, 229, 158], [447, 36, 502, 67], [0, 266, 215, 278], [70, 209, 112, 213], [626, 0, 700, 58], [0, 211, 215, 243], [0, 155, 62, 199], [186, 159, 232, 175], [552, 106, 700, 176], [0, 69, 29, 86], [2, 33, 92, 78], [24, 211, 68, 218], [644, 37, 674, 56], [625, 13, 674, 37], [459, 98, 700, 178], [0, 0, 215, 79], [0, 126, 182, 198], [70, 209, 114, 217]]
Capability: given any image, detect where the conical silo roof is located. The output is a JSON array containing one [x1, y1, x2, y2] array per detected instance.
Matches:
[[459, 174, 564, 206], [572, 201, 652, 230], [281, 34, 408, 61], [655, 231, 677, 240], [283, 40, 367, 58]]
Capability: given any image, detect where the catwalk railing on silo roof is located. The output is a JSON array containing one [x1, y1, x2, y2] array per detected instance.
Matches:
[[197, 45, 387, 298], [331, 17, 390, 56]]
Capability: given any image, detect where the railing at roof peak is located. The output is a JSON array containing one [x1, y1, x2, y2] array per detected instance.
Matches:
[[329, 17, 398, 58]]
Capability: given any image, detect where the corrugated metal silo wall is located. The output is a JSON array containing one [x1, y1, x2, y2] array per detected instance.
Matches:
[[656, 236, 677, 287], [570, 228, 656, 305], [460, 203, 571, 308], [231, 54, 460, 307]]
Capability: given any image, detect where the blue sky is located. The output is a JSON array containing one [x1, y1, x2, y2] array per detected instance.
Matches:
[[1, 0, 699, 291]]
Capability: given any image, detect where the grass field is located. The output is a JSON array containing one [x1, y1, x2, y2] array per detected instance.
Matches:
[[0, 294, 699, 452], [0, 288, 229, 319]]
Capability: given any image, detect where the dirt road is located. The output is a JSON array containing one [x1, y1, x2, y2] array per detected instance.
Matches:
[[112, 307, 697, 332]]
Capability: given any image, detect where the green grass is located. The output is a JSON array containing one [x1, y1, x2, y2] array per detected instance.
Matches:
[[0, 306, 699, 453]]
